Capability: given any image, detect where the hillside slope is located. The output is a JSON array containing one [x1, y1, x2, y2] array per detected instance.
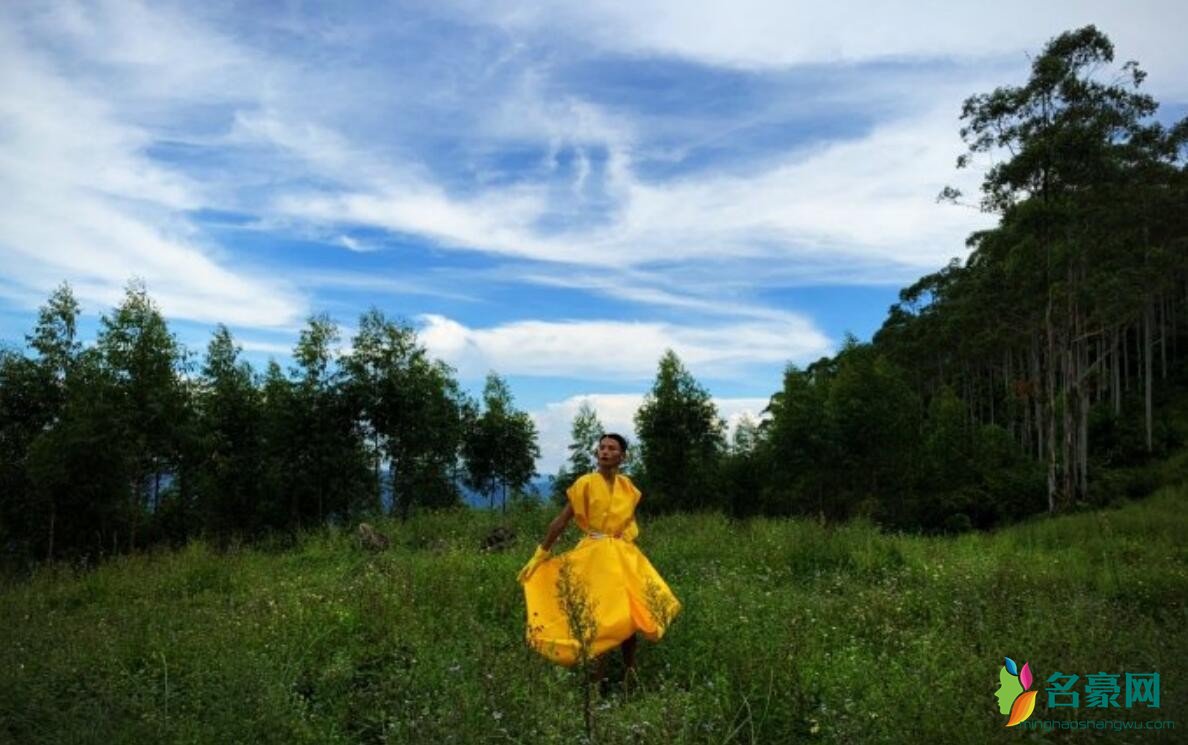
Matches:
[[2, 487, 1184, 743]]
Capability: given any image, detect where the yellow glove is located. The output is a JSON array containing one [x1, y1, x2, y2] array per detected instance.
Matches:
[[517, 545, 550, 583]]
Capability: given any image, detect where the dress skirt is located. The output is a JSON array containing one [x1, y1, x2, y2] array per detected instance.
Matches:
[[521, 533, 681, 667]]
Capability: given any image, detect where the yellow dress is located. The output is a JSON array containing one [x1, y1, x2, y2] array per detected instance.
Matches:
[[520, 472, 682, 667]]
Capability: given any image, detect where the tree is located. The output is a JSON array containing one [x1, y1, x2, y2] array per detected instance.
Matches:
[[193, 325, 264, 541], [345, 309, 465, 520], [945, 26, 1188, 510], [719, 413, 766, 517], [462, 373, 539, 513], [24, 347, 129, 561], [551, 401, 603, 506], [28, 282, 81, 394], [1, 283, 83, 561], [288, 314, 374, 529], [96, 280, 188, 550], [826, 339, 922, 523], [0, 349, 53, 561], [258, 359, 298, 533], [634, 350, 724, 512], [761, 364, 836, 517]]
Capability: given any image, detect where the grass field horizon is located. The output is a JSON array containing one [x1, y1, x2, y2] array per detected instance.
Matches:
[[2, 486, 1185, 743]]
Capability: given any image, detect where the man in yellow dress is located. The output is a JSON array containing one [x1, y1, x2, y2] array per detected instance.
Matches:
[[517, 433, 681, 685]]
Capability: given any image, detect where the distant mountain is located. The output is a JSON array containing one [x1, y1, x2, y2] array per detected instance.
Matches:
[[379, 475, 554, 511], [458, 476, 554, 509]]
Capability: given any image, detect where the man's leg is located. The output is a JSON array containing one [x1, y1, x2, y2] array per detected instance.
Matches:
[[589, 653, 609, 684], [620, 633, 638, 693], [621, 633, 637, 671]]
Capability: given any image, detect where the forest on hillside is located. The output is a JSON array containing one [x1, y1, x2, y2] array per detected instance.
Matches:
[[1, 26, 1186, 567]]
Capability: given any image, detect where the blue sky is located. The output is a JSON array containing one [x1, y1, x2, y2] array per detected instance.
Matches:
[[2, 1, 1186, 473]]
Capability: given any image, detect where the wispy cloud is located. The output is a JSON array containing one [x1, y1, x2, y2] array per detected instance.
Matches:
[[417, 313, 831, 382], [462, 0, 1188, 98], [270, 102, 995, 278], [3, 0, 1182, 396], [0, 7, 304, 328]]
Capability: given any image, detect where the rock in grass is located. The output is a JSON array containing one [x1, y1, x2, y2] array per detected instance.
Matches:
[[481, 526, 516, 553], [357, 523, 391, 551]]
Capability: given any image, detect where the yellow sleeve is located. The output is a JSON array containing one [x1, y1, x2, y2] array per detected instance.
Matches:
[[623, 475, 642, 506], [620, 475, 642, 541], [566, 474, 590, 531]]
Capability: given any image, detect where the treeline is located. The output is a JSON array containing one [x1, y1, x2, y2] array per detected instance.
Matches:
[[0, 282, 538, 563], [2, 27, 1187, 565], [558, 27, 1188, 532]]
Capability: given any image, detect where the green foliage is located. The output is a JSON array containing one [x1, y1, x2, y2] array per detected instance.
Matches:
[[193, 325, 266, 542], [97, 279, 191, 548], [826, 341, 921, 519], [2, 487, 1183, 743], [761, 364, 835, 517], [760, 343, 921, 524], [717, 414, 766, 518], [286, 314, 376, 530], [868, 25, 1188, 521], [551, 401, 603, 506], [344, 309, 466, 519], [0, 349, 57, 561], [462, 373, 540, 513], [27, 281, 81, 394], [634, 350, 725, 513]]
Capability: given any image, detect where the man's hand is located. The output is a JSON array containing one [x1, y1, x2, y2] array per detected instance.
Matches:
[[517, 545, 551, 583]]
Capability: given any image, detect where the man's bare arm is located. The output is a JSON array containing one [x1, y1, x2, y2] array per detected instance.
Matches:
[[541, 504, 574, 551]]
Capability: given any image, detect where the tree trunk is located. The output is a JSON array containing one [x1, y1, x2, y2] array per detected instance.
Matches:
[[1145, 303, 1154, 452], [1172, 292, 1179, 358], [129, 476, 140, 552], [1045, 297, 1058, 513], [1031, 341, 1044, 462], [1107, 330, 1116, 415], [988, 365, 996, 426], [1160, 294, 1167, 380], [1123, 322, 1130, 392], [1078, 335, 1090, 502], [1069, 346, 1078, 510], [1021, 369, 1032, 455], [47, 502, 56, 563], [374, 432, 382, 514]]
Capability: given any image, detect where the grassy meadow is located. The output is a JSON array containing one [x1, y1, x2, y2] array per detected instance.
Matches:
[[2, 487, 1185, 744]]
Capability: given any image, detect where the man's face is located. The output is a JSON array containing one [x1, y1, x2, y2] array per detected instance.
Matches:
[[597, 438, 624, 468]]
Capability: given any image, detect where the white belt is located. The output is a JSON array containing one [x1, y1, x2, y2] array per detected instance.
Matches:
[[586, 531, 628, 540]]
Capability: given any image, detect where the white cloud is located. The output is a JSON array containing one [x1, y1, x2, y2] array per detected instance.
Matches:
[[416, 313, 831, 382], [23, 0, 261, 100], [7, 0, 1179, 349], [337, 235, 372, 253], [466, 1, 1188, 99], [291, 270, 480, 304], [612, 105, 996, 269], [234, 46, 995, 278], [0, 10, 305, 328], [531, 393, 771, 473], [272, 102, 994, 275]]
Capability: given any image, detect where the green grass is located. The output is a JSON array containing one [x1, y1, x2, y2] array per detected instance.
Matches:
[[2, 487, 1185, 743]]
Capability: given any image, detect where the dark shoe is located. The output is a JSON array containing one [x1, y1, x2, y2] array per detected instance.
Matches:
[[597, 676, 611, 698]]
